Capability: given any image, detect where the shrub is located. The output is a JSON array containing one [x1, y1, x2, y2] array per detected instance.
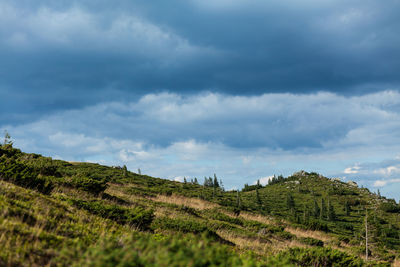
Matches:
[[211, 212, 243, 226], [299, 237, 324, 247], [151, 217, 208, 234], [276, 247, 363, 267], [68, 199, 154, 230], [338, 235, 350, 244], [303, 219, 329, 232], [67, 233, 263, 267], [328, 187, 358, 196], [0, 154, 54, 194], [379, 202, 400, 213], [179, 205, 200, 217], [68, 176, 107, 195], [276, 231, 295, 240]]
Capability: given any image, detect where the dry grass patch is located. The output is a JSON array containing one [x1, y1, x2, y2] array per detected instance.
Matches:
[[217, 229, 307, 256], [239, 212, 276, 225], [285, 226, 333, 243], [105, 184, 146, 203], [392, 258, 400, 267], [152, 194, 219, 210]]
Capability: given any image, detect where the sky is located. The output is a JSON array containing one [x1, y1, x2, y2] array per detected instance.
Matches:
[[1, 0, 400, 200]]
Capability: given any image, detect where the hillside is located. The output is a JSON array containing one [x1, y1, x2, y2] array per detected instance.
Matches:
[[1, 144, 399, 266]]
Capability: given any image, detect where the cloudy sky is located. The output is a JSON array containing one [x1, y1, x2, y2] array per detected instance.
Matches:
[[1, 0, 400, 199]]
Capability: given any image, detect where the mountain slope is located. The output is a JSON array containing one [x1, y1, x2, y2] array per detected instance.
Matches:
[[0, 145, 399, 266]]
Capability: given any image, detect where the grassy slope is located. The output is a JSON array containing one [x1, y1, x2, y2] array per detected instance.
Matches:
[[1, 146, 399, 266]]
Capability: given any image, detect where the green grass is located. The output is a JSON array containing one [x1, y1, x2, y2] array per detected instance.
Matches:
[[0, 145, 398, 265]]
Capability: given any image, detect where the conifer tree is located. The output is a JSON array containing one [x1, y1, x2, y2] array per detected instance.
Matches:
[[256, 187, 262, 205], [2, 130, 13, 147], [344, 200, 351, 216], [321, 198, 327, 219], [313, 199, 320, 218], [303, 204, 310, 223], [286, 194, 295, 211], [184, 177, 187, 184], [122, 165, 128, 178], [194, 177, 198, 185], [328, 199, 336, 221], [213, 174, 219, 188], [236, 190, 241, 208]]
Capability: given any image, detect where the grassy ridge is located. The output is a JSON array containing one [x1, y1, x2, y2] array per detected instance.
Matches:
[[1, 145, 398, 266]]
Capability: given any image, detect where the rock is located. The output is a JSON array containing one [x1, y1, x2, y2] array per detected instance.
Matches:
[[258, 228, 268, 235], [293, 170, 307, 176], [347, 181, 357, 187]]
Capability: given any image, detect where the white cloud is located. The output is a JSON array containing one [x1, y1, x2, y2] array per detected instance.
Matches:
[[373, 178, 400, 188], [373, 180, 387, 187], [253, 176, 274, 186], [4, 90, 400, 198], [373, 166, 400, 176], [174, 176, 185, 182], [0, 2, 216, 63], [344, 165, 360, 174]]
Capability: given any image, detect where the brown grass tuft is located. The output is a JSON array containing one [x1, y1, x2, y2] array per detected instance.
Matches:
[[152, 194, 219, 210], [239, 212, 275, 225], [284, 226, 333, 243]]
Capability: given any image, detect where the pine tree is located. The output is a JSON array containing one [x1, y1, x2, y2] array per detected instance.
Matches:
[[256, 187, 262, 205], [344, 200, 351, 216], [313, 199, 320, 218], [321, 198, 327, 220], [213, 174, 219, 188], [138, 168, 141, 175], [303, 204, 310, 223], [236, 190, 241, 208], [184, 177, 187, 184], [194, 177, 198, 185], [2, 130, 13, 147], [328, 199, 336, 221], [122, 165, 128, 178], [286, 194, 295, 211]]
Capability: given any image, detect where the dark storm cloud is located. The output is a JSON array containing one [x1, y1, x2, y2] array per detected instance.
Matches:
[[1, 0, 400, 126]]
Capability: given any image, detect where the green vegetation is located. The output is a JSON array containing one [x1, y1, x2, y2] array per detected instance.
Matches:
[[0, 142, 399, 266]]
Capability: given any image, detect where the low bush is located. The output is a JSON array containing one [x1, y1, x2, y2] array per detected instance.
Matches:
[[299, 237, 324, 247], [276, 231, 295, 240], [338, 235, 350, 244], [68, 176, 107, 195], [303, 219, 329, 232], [151, 217, 208, 234], [68, 199, 154, 230], [379, 202, 400, 213], [211, 212, 243, 226], [0, 153, 54, 194], [64, 233, 268, 267], [276, 247, 363, 267]]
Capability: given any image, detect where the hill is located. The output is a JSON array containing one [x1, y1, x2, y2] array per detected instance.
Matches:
[[1, 144, 399, 266]]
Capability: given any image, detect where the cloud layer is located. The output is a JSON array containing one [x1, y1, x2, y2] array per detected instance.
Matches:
[[3, 90, 400, 198], [1, 0, 400, 125]]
